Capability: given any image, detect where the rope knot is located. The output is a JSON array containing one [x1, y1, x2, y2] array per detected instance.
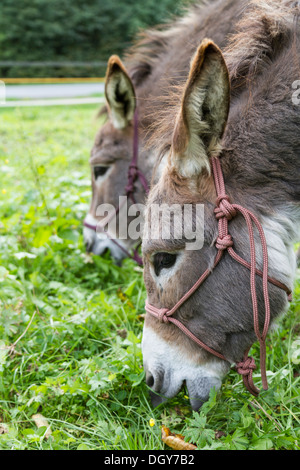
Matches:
[[157, 308, 170, 324], [214, 194, 237, 221], [215, 234, 233, 251], [125, 165, 138, 195], [236, 356, 256, 376], [128, 164, 138, 180]]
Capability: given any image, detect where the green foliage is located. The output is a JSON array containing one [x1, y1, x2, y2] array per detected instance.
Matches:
[[0, 0, 188, 78], [0, 104, 299, 450]]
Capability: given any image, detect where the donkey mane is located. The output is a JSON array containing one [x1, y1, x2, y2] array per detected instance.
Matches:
[[224, 0, 300, 94], [123, 1, 210, 87], [97, 1, 210, 118], [147, 0, 300, 163], [99, 0, 243, 121]]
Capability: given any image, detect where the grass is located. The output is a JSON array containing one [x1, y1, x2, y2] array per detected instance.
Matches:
[[0, 104, 299, 450]]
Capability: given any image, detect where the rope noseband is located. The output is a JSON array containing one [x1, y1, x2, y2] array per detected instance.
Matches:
[[145, 156, 292, 397], [83, 109, 149, 266]]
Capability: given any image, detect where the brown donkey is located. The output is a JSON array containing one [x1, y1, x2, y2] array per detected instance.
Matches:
[[83, 0, 247, 263], [142, 0, 300, 410]]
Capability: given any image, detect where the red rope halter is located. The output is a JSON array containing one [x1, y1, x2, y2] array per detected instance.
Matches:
[[83, 109, 149, 266], [145, 156, 292, 396]]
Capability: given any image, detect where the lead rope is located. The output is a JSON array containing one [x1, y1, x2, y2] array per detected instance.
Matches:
[[145, 156, 292, 397], [212, 157, 270, 395]]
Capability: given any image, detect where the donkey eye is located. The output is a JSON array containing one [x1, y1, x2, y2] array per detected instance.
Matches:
[[153, 252, 177, 276], [94, 166, 109, 179]]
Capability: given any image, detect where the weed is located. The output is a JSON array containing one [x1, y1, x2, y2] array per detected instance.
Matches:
[[0, 105, 299, 450]]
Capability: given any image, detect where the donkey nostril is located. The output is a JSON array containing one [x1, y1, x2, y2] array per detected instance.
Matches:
[[146, 370, 169, 408], [146, 372, 155, 388]]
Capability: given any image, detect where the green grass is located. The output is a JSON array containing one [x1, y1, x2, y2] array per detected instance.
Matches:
[[0, 105, 299, 450]]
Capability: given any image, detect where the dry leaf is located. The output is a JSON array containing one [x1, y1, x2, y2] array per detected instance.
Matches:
[[161, 425, 197, 450], [32, 413, 52, 439]]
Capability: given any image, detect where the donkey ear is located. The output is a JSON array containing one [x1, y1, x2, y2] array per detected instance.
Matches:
[[171, 39, 230, 177], [105, 55, 136, 130]]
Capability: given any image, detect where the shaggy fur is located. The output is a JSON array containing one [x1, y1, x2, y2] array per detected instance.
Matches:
[[142, 0, 300, 408], [84, 0, 247, 258]]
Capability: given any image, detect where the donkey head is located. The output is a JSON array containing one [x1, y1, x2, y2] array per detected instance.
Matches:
[[141, 39, 290, 410], [84, 56, 147, 263]]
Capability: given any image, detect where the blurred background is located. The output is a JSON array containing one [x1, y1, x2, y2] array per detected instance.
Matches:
[[0, 0, 191, 80]]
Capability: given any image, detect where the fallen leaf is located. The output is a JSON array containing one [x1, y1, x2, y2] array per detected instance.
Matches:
[[161, 425, 197, 450], [32, 413, 52, 439]]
